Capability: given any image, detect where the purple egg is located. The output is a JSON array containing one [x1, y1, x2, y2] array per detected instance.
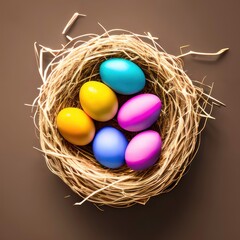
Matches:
[[117, 93, 162, 132], [125, 130, 162, 171]]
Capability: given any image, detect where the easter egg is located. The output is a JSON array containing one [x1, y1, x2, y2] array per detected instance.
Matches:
[[125, 130, 162, 171], [57, 107, 95, 146], [79, 81, 118, 121], [93, 127, 128, 169], [117, 93, 162, 132], [99, 58, 146, 95]]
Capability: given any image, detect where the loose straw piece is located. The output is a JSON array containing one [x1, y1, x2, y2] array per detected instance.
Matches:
[[177, 47, 229, 58], [62, 12, 86, 39]]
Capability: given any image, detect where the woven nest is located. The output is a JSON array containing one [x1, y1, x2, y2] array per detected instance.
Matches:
[[34, 29, 219, 208]]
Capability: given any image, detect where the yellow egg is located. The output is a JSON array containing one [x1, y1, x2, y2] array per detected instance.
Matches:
[[56, 107, 95, 146], [79, 81, 118, 121]]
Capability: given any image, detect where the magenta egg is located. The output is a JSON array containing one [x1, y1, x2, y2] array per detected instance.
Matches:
[[117, 93, 162, 132], [125, 130, 162, 171]]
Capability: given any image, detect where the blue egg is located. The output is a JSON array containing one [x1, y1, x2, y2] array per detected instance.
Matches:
[[92, 127, 128, 169], [99, 58, 146, 95]]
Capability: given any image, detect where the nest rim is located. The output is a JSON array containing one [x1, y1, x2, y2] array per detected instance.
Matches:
[[34, 30, 213, 207]]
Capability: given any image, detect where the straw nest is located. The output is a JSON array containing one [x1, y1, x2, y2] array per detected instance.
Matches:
[[34, 29, 219, 208]]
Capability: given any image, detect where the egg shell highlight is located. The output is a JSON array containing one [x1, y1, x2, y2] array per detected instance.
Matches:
[[125, 130, 162, 171], [79, 81, 118, 122], [56, 107, 95, 146], [99, 58, 146, 95], [117, 93, 162, 132], [93, 127, 128, 169]]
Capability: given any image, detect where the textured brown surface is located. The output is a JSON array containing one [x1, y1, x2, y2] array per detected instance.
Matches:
[[1, 0, 240, 240]]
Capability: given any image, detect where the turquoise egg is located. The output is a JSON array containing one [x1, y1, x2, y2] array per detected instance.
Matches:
[[99, 58, 146, 95]]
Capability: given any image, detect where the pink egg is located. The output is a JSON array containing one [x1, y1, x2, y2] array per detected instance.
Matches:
[[125, 130, 162, 171], [117, 93, 162, 132]]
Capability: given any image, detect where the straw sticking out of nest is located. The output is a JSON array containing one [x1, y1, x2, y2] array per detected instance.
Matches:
[[33, 14, 227, 207]]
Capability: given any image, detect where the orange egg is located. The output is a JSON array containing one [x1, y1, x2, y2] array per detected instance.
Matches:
[[56, 107, 95, 146]]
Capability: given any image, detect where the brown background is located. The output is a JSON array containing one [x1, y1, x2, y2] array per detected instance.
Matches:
[[1, 0, 240, 239]]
